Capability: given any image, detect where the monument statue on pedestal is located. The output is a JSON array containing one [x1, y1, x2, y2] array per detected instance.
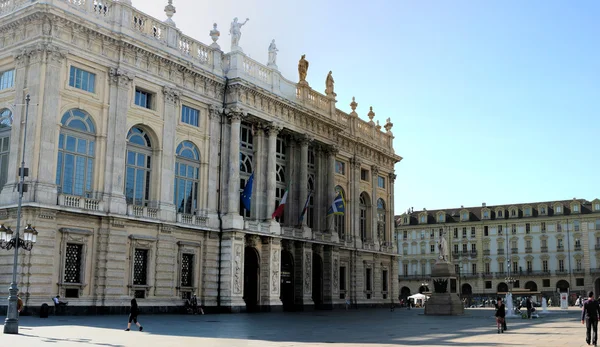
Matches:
[[325, 71, 335, 97], [437, 231, 448, 262], [230, 17, 249, 52], [298, 54, 309, 84], [267, 39, 278, 68]]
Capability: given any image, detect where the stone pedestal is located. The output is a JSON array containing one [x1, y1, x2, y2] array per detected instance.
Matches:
[[424, 262, 464, 316]]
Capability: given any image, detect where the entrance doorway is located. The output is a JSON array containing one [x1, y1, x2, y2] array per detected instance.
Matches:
[[243, 247, 260, 312], [280, 250, 294, 311], [312, 253, 323, 308]]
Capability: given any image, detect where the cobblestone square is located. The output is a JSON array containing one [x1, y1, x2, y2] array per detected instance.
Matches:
[[0, 307, 591, 346]]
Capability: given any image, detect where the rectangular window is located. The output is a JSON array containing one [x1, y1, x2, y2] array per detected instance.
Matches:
[[557, 223, 562, 232], [574, 220, 580, 232], [527, 260, 532, 272], [453, 228, 458, 239], [365, 268, 372, 291], [526, 223, 530, 234], [484, 225, 488, 236], [453, 244, 459, 254], [430, 245, 435, 253], [525, 208, 531, 216], [462, 244, 467, 253], [573, 204, 579, 212], [596, 203, 600, 211], [485, 263, 490, 274], [403, 264, 408, 276], [421, 264, 426, 275], [472, 263, 476, 274], [135, 88, 153, 109], [180, 253, 194, 287], [69, 66, 96, 93], [0, 69, 15, 90], [541, 222, 546, 232], [559, 259, 565, 272], [403, 230, 407, 240], [526, 240, 531, 248], [455, 264, 460, 274], [498, 225, 503, 235], [512, 262, 518, 273], [541, 239, 547, 248], [511, 224, 516, 234], [377, 175, 385, 188], [577, 278, 584, 286], [596, 219, 600, 230], [181, 105, 200, 127], [470, 227, 476, 238], [133, 248, 148, 285], [462, 228, 467, 238], [360, 169, 369, 181], [335, 160, 345, 175], [576, 259, 582, 271], [543, 279, 550, 287], [383, 270, 388, 292], [543, 260, 548, 272], [64, 243, 83, 283], [339, 266, 346, 291], [499, 262, 504, 273], [471, 244, 476, 252], [485, 280, 492, 289]]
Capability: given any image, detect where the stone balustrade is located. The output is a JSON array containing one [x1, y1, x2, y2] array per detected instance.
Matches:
[[177, 212, 208, 227], [58, 194, 104, 211], [127, 204, 159, 219]]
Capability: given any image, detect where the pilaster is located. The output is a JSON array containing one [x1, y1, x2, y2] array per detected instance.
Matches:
[[325, 146, 338, 234], [371, 165, 379, 246], [298, 136, 310, 228], [260, 237, 283, 309], [322, 246, 339, 308], [158, 86, 180, 221], [224, 109, 245, 229], [265, 124, 280, 220], [351, 157, 362, 248], [206, 106, 222, 221], [93, 222, 128, 305], [294, 242, 313, 307], [103, 68, 135, 215], [219, 231, 246, 310], [154, 230, 177, 297]]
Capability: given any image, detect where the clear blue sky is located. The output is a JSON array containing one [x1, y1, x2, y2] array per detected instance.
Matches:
[[137, 0, 600, 215]]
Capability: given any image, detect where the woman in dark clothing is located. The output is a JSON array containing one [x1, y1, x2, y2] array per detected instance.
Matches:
[[495, 298, 506, 334], [125, 298, 143, 331]]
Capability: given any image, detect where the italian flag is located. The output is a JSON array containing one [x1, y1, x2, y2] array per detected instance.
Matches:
[[271, 189, 288, 219]]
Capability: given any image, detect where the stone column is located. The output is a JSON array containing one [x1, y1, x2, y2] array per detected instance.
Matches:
[[285, 139, 297, 226], [294, 242, 313, 309], [260, 237, 283, 310], [224, 109, 245, 229], [351, 157, 362, 248], [265, 125, 280, 220], [219, 231, 246, 311], [104, 68, 135, 215], [299, 136, 311, 236], [371, 165, 380, 247], [323, 246, 339, 309], [92, 221, 128, 307], [0, 48, 32, 204], [35, 45, 65, 204], [158, 86, 180, 221], [314, 146, 324, 232], [206, 106, 222, 217], [252, 126, 265, 221], [388, 172, 397, 251], [325, 146, 338, 235]]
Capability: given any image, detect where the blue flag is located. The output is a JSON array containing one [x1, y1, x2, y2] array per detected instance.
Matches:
[[241, 172, 254, 211], [327, 191, 345, 216]]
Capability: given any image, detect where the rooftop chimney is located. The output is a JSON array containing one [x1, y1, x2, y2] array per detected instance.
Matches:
[[482, 202, 486, 207]]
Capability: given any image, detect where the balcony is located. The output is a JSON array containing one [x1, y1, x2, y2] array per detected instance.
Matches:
[[511, 247, 519, 254], [555, 270, 568, 275], [525, 247, 532, 253], [557, 246, 564, 252], [497, 249, 504, 255], [590, 268, 600, 274], [524, 270, 550, 276], [127, 204, 159, 219], [541, 246, 548, 253], [58, 194, 104, 211], [469, 251, 477, 258], [452, 252, 460, 260], [483, 249, 490, 256], [177, 212, 208, 227], [595, 244, 600, 250], [573, 269, 585, 274], [574, 245, 582, 251]]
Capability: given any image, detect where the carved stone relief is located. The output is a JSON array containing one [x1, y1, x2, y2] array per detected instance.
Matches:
[[271, 249, 279, 294], [333, 257, 339, 293], [304, 252, 312, 294], [233, 244, 242, 294]]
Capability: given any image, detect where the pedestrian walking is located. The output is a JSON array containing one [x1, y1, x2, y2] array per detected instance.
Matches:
[[495, 297, 506, 334], [125, 298, 143, 332], [582, 291, 600, 346], [526, 296, 533, 319]]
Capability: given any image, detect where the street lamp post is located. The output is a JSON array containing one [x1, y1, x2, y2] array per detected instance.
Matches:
[[2, 94, 37, 335]]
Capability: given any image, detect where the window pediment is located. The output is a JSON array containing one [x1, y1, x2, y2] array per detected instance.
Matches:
[[553, 203, 563, 214], [538, 204, 548, 215], [523, 205, 532, 217], [496, 208, 505, 218], [571, 202, 581, 213], [460, 209, 470, 221], [436, 211, 446, 223], [482, 208, 491, 219], [508, 205, 519, 218], [418, 212, 428, 224]]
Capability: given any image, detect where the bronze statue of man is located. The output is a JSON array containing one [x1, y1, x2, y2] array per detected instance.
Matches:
[[298, 54, 309, 82]]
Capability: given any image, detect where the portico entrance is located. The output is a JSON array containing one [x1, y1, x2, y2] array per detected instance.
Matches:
[[312, 253, 323, 309], [280, 250, 295, 311]]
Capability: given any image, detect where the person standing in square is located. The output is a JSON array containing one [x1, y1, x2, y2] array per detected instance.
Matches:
[[582, 291, 600, 346]]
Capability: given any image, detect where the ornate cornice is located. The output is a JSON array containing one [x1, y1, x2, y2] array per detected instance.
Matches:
[[208, 104, 223, 119], [109, 68, 135, 87], [14, 42, 67, 66]]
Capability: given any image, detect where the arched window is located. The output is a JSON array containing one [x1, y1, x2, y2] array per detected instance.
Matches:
[[334, 186, 346, 240], [377, 198, 386, 242], [239, 122, 254, 218], [307, 174, 315, 228], [125, 126, 152, 206], [174, 141, 200, 214], [0, 109, 12, 190], [360, 192, 370, 242], [56, 109, 96, 197]]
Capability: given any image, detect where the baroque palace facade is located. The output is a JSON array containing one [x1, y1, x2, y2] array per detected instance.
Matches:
[[395, 199, 600, 303], [0, 0, 400, 313]]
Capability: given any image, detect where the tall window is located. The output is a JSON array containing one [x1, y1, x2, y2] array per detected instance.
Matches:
[[377, 175, 385, 188], [377, 198, 386, 242], [485, 262, 490, 274], [64, 243, 83, 283], [273, 134, 285, 222], [574, 220, 580, 232], [472, 263, 477, 274], [526, 223, 530, 234], [382, 270, 388, 293], [174, 141, 200, 214], [0, 109, 12, 190], [133, 249, 148, 285], [558, 259, 565, 272], [239, 123, 254, 218], [498, 225, 503, 235], [542, 260, 548, 272], [484, 226, 489, 236], [527, 260, 532, 272], [56, 109, 96, 197], [69, 66, 96, 93], [181, 105, 200, 127], [306, 147, 315, 228], [134, 88, 153, 109], [180, 253, 194, 287], [359, 192, 369, 242], [0, 69, 14, 90], [334, 186, 346, 239], [576, 259, 582, 271], [125, 127, 152, 206], [365, 268, 372, 292], [499, 262, 504, 273]]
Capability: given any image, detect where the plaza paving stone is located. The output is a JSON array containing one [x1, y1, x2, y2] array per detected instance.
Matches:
[[0, 307, 592, 346]]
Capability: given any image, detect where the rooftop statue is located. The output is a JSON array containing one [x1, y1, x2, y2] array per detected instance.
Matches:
[[267, 39, 278, 68], [298, 54, 309, 83], [325, 71, 335, 96], [230, 17, 249, 52]]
